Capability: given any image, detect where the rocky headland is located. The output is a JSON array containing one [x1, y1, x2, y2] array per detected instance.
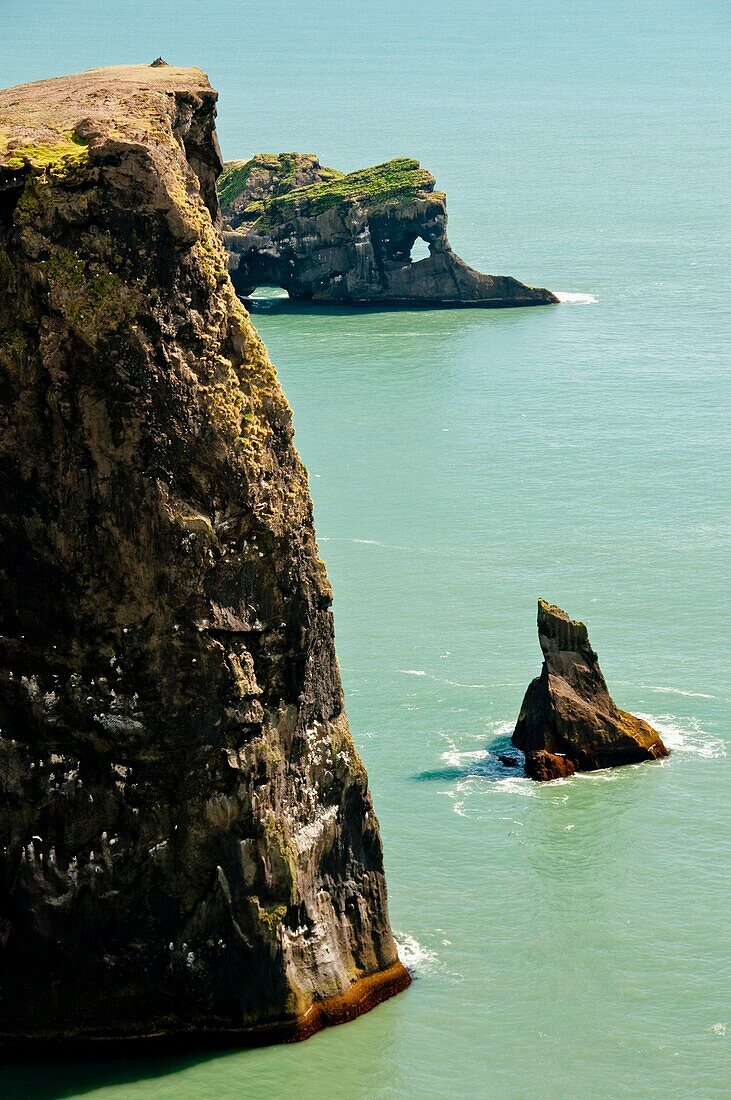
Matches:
[[0, 64, 408, 1049], [513, 601, 669, 781], [219, 153, 558, 307]]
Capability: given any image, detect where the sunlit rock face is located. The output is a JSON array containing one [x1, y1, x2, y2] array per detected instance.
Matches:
[[0, 64, 408, 1047], [219, 153, 558, 307]]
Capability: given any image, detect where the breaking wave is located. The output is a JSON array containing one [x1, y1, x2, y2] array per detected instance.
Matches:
[[395, 932, 439, 975], [635, 713, 726, 760], [434, 725, 542, 806], [428, 710, 725, 814], [555, 291, 598, 304]]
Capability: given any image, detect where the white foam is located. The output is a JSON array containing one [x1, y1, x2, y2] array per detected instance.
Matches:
[[635, 712, 726, 759], [489, 720, 515, 738], [645, 685, 715, 699], [441, 746, 490, 768], [555, 291, 598, 304], [448, 791, 468, 817], [449, 768, 537, 807], [435, 728, 537, 809], [576, 768, 627, 782], [439, 722, 514, 769], [398, 669, 487, 689], [489, 775, 537, 798], [317, 535, 469, 560], [395, 932, 438, 975]]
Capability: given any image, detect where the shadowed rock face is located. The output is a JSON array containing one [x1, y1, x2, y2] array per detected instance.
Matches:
[[0, 65, 408, 1048], [219, 153, 558, 307], [513, 601, 669, 781]]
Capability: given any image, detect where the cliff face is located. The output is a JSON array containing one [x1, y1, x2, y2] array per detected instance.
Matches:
[[220, 154, 558, 307], [0, 65, 408, 1046], [513, 601, 669, 781]]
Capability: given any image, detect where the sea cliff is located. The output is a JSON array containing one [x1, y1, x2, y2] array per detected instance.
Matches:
[[0, 64, 408, 1047]]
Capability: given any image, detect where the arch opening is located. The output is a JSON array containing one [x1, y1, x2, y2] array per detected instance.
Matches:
[[410, 236, 431, 262], [246, 285, 291, 301]]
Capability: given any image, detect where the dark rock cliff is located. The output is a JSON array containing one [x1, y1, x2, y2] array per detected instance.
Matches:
[[513, 601, 669, 781], [219, 153, 558, 307], [0, 65, 408, 1047]]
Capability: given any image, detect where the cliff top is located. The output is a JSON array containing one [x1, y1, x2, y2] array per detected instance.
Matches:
[[218, 152, 343, 221], [537, 598, 590, 655], [0, 64, 214, 170], [221, 154, 442, 233], [265, 158, 438, 223]]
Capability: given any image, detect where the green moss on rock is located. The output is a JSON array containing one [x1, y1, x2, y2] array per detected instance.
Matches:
[[257, 158, 437, 229], [4, 132, 89, 175], [218, 152, 343, 217], [40, 248, 140, 344]]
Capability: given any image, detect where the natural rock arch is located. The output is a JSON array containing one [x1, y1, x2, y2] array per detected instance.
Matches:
[[220, 154, 557, 307]]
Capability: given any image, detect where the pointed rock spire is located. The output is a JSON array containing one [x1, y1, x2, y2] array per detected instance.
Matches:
[[513, 600, 669, 781]]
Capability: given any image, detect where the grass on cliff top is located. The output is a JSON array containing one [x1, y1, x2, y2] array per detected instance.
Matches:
[[257, 158, 436, 228], [218, 155, 437, 230], [218, 152, 342, 218]]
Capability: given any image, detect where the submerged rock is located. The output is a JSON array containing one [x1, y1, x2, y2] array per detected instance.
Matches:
[[513, 601, 669, 781], [0, 65, 408, 1049], [219, 153, 558, 307]]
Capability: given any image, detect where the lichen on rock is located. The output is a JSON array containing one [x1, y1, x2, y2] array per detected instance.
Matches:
[[0, 64, 408, 1048], [220, 151, 558, 307]]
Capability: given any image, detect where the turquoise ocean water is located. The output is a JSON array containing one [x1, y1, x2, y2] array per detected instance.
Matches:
[[2, 2, 730, 1096]]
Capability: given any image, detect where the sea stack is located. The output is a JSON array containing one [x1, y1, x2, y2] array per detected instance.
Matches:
[[513, 601, 668, 781], [0, 65, 408, 1048], [219, 152, 558, 307]]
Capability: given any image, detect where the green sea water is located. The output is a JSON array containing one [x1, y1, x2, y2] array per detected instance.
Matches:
[[2, 2, 730, 1097]]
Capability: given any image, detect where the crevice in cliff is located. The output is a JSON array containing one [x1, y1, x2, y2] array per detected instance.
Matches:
[[0, 173, 25, 230], [172, 91, 223, 223]]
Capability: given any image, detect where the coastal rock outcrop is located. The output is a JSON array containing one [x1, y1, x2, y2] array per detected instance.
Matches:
[[513, 601, 669, 780], [0, 64, 408, 1048], [219, 153, 558, 307]]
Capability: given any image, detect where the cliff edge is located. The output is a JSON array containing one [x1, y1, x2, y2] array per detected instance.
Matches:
[[219, 152, 558, 307], [0, 64, 408, 1047]]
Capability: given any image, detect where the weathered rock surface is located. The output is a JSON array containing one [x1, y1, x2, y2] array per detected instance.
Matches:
[[219, 153, 558, 307], [0, 64, 408, 1048], [513, 601, 669, 781]]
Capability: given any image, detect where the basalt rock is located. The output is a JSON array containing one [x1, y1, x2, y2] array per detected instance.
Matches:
[[219, 153, 558, 307], [0, 65, 408, 1049], [513, 601, 668, 781]]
